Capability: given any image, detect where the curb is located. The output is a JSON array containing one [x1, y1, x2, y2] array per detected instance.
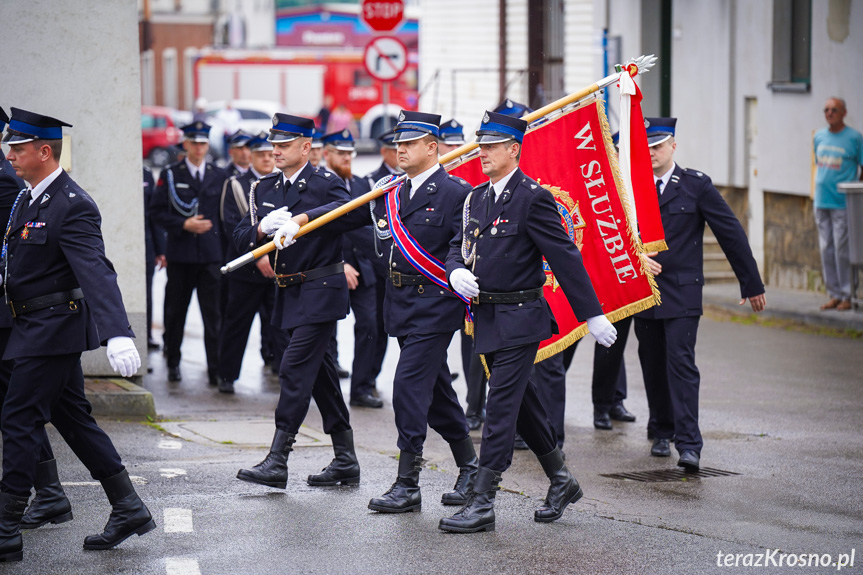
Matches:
[[84, 378, 156, 418]]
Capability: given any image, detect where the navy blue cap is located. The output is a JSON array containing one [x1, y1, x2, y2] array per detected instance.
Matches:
[[229, 130, 252, 148], [439, 119, 465, 145], [392, 110, 441, 143], [269, 113, 314, 143], [2, 107, 72, 144], [249, 131, 273, 152], [378, 128, 397, 149], [0, 107, 8, 134], [644, 117, 676, 147], [311, 128, 324, 149], [493, 99, 533, 118], [181, 121, 211, 143], [476, 110, 527, 144], [322, 129, 355, 151]]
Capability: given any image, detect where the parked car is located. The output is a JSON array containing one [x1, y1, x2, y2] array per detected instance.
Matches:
[[141, 105, 184, 167], [204, 100, 281, 159]]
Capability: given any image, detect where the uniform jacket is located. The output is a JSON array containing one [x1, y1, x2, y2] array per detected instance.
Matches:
[[2, 170, 134, 359], [143, 166, 166, 265], [233, 162, 366, 330], [446, 168, 602, 354], [381, 165, 470, 337], [639, 165, 764, 320], [221, 170, 273, 284], [151, 160, 227, 264], [0, 149, 25, 330]]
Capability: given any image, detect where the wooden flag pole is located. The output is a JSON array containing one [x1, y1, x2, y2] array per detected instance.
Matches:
[[221, 56, 657, 275]]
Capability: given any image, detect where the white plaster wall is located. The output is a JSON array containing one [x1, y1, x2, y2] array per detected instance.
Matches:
[[564, 0, 597, 96], [0, 0, 146, 375]]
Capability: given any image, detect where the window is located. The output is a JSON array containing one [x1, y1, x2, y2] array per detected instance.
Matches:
[[770, 0, 811, 92]]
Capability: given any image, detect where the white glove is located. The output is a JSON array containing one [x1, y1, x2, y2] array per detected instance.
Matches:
[[106, 337, 141, 377], [260, 207, 293, 235], [586, 315, 617, 348], [274, 220, 300, 250], [450, 268, 479, 299]]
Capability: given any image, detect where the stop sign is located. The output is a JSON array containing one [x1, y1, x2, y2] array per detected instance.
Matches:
[[361, 0, 405, 32]]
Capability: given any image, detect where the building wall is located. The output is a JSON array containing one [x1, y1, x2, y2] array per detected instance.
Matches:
[[0, 0, 147, 375], [564, 0, 596, 95], [149, 20, 214, 108]]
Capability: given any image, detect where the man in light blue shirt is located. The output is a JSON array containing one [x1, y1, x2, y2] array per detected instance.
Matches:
[[813, 97, 863, 311]]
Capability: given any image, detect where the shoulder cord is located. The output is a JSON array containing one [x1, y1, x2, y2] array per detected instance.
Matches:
[[248, 179, 260, 226], [167, 168, 198, 217], [461, 191, 476, 267], [2, 189, 27, 304]]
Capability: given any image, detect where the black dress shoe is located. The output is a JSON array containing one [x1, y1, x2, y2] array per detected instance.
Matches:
[[465, 414, 483, 431], [167, 366, 182, 382], [218, 378, 235, 394], [609, 403, 636, 422], [593, 410, 612, 430], [650, 438, 671, 457], [336, 364, 350, 379], [349, 394, 383, 408], [677, 450, 700, 471], [513, 433, 529, 450]]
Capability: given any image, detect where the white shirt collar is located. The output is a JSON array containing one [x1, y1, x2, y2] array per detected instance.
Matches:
[[654, 162, 676, 194], [283, 162, 309, 187], [28, 165, 64, 205], [251, 167, 275, 180], [491, 166, 520, 199], [408, 163, 440, 197], [185, 157, 205, 180]]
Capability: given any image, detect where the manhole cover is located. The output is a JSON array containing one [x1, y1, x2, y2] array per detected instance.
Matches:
[[601, 467, 740, 482]]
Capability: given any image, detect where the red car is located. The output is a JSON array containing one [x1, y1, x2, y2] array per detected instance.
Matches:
[[141, 105, 183, 167]]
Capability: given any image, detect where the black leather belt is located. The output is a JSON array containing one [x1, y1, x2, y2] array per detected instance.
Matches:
[[389, 271, 429, 287], [9, 288, 84, 317], [276, 262, 345, 287], [472, 287, 544, 305]]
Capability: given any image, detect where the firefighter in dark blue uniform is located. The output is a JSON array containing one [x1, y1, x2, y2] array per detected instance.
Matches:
[[216, 132, 285, 393], [363, 111, 476, 514], [440, 111, 618, 533], [322, 129, 383, 408], [0, 108, 154, 561], [151, 121, 227, 384], [223, 130, 251, 178], [0, 107, 73, 537], [635, 118, 766, 470], [234, 113, 366, 490]]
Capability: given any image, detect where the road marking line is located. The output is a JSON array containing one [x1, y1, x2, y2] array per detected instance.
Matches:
[[164, 508, 193, 533], [159, 439, 183, 450], [62, 476, 148, 487], [160, 468, 187, 478], [165, 557, 201, 575]]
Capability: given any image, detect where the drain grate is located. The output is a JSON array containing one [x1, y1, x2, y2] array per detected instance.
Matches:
[[601, 467, 740, 483]]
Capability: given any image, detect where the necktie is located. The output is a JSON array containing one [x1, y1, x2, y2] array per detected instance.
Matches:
[[400, 180, 412, 215], [486, 186, 496, 217], [655, 179, 663, 198]]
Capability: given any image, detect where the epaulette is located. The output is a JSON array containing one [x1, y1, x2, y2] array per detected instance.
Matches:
[[470, 182, 487, 192], [682, 168, 704, 178], [258, 171, 279, 180], [447, 175, 469, 186], [313, 168, 335, 180]]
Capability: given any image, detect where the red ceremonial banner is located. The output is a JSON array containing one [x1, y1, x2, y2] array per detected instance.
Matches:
[[448, 99, 660, 361]]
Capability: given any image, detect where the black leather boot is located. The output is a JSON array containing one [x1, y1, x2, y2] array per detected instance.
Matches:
[[82, 469, 156, 550], [438, 466, 500, 533], [534, 446, 583, 523], [237, 429, 296, 489], [20, 459, 73, 530], [307, 429, 360, 486], [441, 437, 478, 506], [0, 492, 28, 562], [368, 451, 422, 513]]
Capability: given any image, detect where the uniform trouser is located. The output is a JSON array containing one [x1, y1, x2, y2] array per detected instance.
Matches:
[[479, 343, 557, 472], [634, 316, 702, 453], [217, 278, 283, 382], [0, 328, 54, 470], [392, 332, 470, 454], [531, 353, 566, 446], [163, 262, 222, 371], [348, 280, 379, 399], [815, 208, 851, 300], [259, 298, 285, 365], [1, 353, 123, 496], [145, 256, 155, 342], [371, 277, 388, 381], [274, 321, 351, 436], [460, 329, 487, 418], [592, 315, 632, 412]]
